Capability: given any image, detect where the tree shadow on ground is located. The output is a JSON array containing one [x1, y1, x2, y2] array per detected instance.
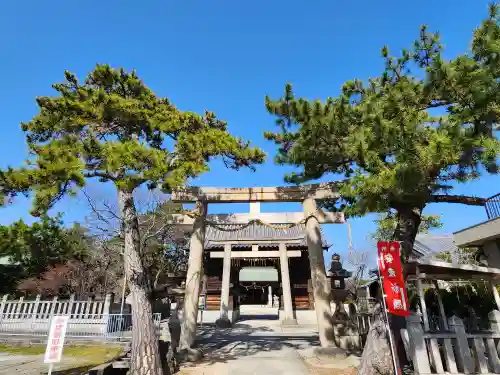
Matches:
[[181, 323, 320, 367]]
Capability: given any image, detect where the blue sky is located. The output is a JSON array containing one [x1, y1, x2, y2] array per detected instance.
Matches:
[[0, 0, 498, 269]]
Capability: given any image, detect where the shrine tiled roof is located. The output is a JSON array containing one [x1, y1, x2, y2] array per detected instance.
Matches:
[[204, 222, 329, 249], [413, 233, 458, 260]]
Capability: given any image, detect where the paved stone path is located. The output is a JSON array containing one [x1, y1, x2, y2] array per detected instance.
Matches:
[[0, 317, 360, 374], [179, 318, 360, 375], [0, 353, 89, 375]]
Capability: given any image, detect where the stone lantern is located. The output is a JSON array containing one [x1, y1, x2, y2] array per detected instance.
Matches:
[[326, 253, 360, 350], [327, 253, 352, 317], [328, 253, 351, 291]]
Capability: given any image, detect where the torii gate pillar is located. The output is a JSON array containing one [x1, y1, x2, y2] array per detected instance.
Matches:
[[304, 197, 335, 347]]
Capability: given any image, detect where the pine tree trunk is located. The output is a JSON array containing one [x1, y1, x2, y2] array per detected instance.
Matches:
[[394, 205, 422, 261], [391, 205, 423, 370], [358, 205, 423, 375], [118, 189, 164, 375]]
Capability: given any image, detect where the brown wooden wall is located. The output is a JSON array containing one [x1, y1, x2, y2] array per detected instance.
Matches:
[[203, 248, 315, 310]]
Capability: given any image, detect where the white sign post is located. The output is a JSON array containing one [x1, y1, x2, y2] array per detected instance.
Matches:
[[44, 315, 69, 375]]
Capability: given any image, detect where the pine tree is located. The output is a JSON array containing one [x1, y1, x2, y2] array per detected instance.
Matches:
[[0, 65, 265, 375], [265, 5, 500, 374], [265, 5, 499, 259]]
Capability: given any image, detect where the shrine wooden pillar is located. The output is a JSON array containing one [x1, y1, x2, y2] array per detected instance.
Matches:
[[279, 242, 297, 325], [219, 243, 232, 321]]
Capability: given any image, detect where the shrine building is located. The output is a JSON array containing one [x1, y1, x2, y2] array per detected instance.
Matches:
[[201, 215, 329, 320]]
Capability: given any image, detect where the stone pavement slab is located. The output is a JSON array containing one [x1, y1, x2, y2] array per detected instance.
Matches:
[[180, 357, 310, 375], [180, 320, 359, 375], [181, 347, 310, 375], [0, 353, 44, 375], [0, 353, 93, 375]]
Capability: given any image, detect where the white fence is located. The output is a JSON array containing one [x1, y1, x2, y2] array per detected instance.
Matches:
[[0, 313, 161, 341], [356, 313, 373, 335], [0, 294, 112, 319], [403, 310, 500, 374], [0, 294, 161, 341]]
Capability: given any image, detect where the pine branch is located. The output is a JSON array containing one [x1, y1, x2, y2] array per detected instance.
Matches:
[[429, 194, 486, 206]]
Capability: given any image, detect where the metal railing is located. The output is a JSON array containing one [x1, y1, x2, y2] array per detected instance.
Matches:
[[485, 193, 500, 220], [0, 313, 161, 341]]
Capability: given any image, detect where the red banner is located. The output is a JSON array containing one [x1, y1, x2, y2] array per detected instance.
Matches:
[[377, 241, 410, 317]]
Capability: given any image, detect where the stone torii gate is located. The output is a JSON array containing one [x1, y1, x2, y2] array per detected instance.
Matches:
[[171, 182, 345, 349]]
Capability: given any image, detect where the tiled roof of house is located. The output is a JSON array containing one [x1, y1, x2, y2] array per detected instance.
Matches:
[[204, 222, 329, 249]]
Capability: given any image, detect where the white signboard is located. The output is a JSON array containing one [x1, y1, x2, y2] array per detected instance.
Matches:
[[44, 315, 69, 364]]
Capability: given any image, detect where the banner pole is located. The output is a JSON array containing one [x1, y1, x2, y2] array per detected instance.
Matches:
[[377, 254, 401, 375], [47, 363, 54, 375]]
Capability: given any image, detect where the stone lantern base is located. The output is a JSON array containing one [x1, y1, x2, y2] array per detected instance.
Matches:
[[331, 290, 361, 351], [332, 321, 360, 351]]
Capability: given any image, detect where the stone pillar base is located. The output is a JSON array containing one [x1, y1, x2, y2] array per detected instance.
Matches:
[[280, 318, 298, 326], [215, 317, 232, 328]]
